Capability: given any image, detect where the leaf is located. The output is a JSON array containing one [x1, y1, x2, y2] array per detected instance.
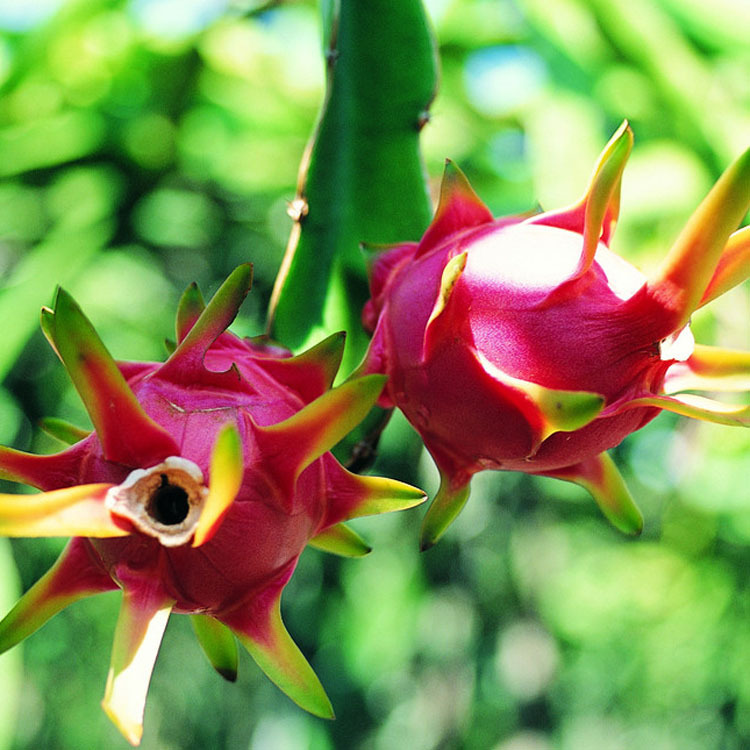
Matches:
[[38, 417, 91, 445], [175, 282, 206, 343], [0, 539, 21, 749], [699, 226, 750, 307], [417, 161, 493, 256], [0, 538, 117, 655], [255, 331, 346, 403], [161, 265, 253, 382], [621, 392, 750, 427], [647, 146, 750, 332], [191, 615, 238, 682], [253, 375, 387, 502], [102, 586, 174, 746], [322, 459, 426, 526], [193, 423, 243, 547], [420, 470, 471, 551], [225, 588, 334, 719], [50, 289, 179, 467], [539, 452, 643, 535], [473, 350, 605, 447], [664, 343, 750, 394], [308, 523, 372, 558], [0, 484, 127, 538]]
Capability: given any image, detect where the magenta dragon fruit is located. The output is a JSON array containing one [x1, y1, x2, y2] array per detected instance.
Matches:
[[360, 122, 750, 549], [0, 264, 425, 744]]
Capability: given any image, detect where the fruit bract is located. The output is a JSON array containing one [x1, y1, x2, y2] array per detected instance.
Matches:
[[0, 264, 425, 744], [360, 122, 750, 548]]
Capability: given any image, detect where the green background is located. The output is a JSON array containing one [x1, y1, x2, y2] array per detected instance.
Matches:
[[0, 0, 749, 748]]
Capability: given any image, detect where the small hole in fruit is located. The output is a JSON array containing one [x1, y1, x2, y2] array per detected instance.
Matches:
[[148, 474, 190, 525]]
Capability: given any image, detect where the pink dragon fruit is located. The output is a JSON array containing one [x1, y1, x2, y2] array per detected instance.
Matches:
[[360, 122, 750, 549], [0, 264, 425, 745]]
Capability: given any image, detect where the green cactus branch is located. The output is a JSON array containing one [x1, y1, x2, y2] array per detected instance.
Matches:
[[267, 0, 438, 378]]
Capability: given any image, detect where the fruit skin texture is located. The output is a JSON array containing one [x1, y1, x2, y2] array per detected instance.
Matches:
[[0, 265, 425, 745], [360, 122, 750, 548]]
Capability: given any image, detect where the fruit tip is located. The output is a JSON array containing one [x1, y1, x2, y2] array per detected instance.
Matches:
[[419, 537, 436, 553]]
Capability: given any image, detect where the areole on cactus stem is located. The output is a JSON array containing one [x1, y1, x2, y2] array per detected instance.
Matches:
[[359, 121, 750, 549], [0, 264, 426, 745]]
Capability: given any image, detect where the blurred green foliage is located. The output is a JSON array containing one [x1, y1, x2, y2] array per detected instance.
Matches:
[[0, 0, 748, 748]]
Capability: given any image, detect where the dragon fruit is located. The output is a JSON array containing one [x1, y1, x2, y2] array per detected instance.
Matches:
[[360, 122, 750, 549], [0, 264, 425, 745]]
